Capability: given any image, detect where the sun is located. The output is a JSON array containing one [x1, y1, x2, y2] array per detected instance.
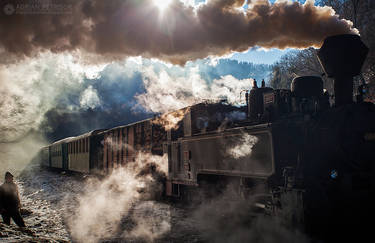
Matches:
[[153, 0, 172, 12]]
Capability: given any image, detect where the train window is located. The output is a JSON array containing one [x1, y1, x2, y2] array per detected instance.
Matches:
[[83, 139, 85, 153], [117, 131, 120, 161], [111, 132, 114, 162], [75, 141, 78, 154], [177, 144, 181, 172], [119, 130, 122, 162], [112, 132, 115, 161], [86, 138, 89, 152], [123, 128, 127, 161], [168, 145, 172, 172]]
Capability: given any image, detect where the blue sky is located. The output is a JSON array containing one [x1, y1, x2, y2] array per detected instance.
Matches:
[[230, 48, 292, 64]]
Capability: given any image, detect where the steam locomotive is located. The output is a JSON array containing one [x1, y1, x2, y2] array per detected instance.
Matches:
[[40, 34, 375, 240]]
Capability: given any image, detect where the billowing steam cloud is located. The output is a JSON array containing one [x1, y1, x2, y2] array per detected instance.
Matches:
[[0, 52, 105, 143], [136, 66, 253, 113], [0, 0, 356, 65], [135, 66, 253, 128], [68, 152, 168, 242]]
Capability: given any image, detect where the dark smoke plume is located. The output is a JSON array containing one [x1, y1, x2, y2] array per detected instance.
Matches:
[[0, 0, 357, 64]]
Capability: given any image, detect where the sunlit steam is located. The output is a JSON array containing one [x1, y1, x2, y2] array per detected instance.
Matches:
[[152, 108, 190, 130], [153, 0, 172, 12], [137, 67, 253, 113], [136, 67, 253, 129], [68, 151, 168, 243]]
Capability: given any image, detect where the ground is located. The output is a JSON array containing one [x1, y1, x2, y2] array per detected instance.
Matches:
[[0, 164, 308, 243], [0, 165, 203, 243]]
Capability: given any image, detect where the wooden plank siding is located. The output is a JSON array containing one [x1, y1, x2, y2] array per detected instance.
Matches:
[[103, 133, 108, 173], [119, 128, 123, 166], [67, 137, 90, 173], [128, 126, 134, 162], [98, 118, 166, 174]]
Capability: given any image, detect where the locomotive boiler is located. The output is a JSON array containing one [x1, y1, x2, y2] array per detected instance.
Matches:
[[40, 34, 375, 240]]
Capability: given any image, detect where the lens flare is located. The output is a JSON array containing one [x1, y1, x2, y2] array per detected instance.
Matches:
[[153, 0, 172, 12]]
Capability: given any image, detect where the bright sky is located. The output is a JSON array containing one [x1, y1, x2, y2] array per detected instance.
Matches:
[[230, 48, 293, 64]]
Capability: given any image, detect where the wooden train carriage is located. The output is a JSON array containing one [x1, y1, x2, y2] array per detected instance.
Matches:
[[152, 122, 167, 156], [49, 137, 73, 169], [162, 102, 244, 143], [101, 118, 168, 173], [40, 146, 51, 167], [67, 133, 90, 173], [66, 130, 104, 173]]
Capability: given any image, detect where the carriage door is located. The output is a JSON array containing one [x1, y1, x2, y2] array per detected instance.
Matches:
[[62, 143, 69, 170]]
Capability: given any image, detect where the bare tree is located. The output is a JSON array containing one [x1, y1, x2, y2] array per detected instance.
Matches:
[[270, 0, 375, 100]]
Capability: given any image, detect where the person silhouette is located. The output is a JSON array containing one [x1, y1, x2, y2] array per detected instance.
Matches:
[[0, 172, 26, 227]]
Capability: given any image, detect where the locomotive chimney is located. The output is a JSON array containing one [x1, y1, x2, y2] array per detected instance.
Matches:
[[317, 34, 369, 107]]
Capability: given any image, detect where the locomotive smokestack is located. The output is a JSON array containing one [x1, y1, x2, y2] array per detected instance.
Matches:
[[317, 34, 369, 107]]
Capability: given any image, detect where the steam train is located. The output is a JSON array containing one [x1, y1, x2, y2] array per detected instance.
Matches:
[[40, 35, 375, 240]]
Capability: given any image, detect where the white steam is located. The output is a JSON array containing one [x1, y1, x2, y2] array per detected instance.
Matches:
[[227, 133, 259, 159], [136, 66, 253, 114], [79, 85, 101, 109], [68, 152, 168, 243], [0, 52, 105, 142]]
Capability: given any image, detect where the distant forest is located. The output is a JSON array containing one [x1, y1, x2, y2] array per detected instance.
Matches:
[[197, 59, 272, 84]]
